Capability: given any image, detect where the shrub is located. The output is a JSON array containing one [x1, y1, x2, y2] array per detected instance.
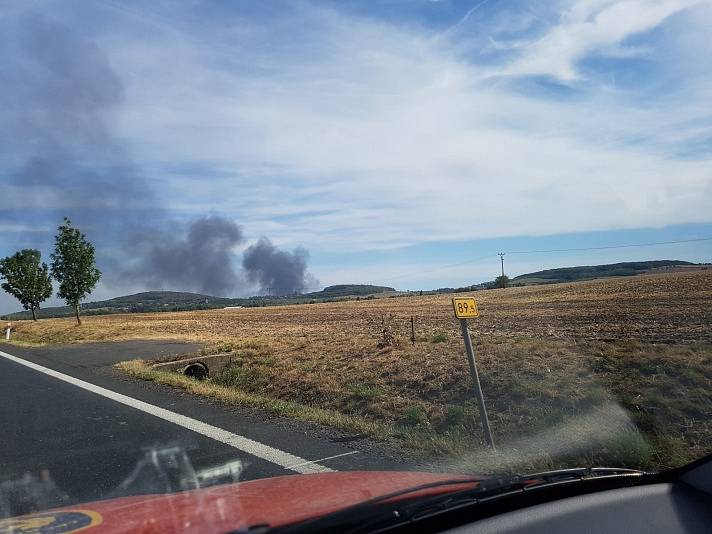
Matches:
[[349, 382, 384, 402], [444, 405, 466, 427], [431, 332, 448, 343], [495, 275, 510, 288], [401, 405, 428, 427]]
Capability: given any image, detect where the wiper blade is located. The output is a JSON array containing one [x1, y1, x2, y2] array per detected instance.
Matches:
[[277, 467, 647, 534], [517, 466, 646, 487]]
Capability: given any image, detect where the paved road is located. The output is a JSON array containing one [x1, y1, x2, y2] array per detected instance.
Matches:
[[0, 341, 406, 516]]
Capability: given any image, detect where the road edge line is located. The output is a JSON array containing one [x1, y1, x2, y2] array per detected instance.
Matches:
[[0, 349, 334, 475]]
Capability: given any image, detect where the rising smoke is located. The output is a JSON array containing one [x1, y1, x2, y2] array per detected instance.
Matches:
[[3, 13, 153, 228], [242, 238, 312, 296], [130, 216, 245, 296], [1, 12, 315, 297]]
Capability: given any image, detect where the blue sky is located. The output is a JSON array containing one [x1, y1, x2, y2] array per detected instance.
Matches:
[[2, 0, 712, 312]]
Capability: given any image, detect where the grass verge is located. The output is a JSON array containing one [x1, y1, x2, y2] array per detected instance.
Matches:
[[1, 339, 46, 348], [116, 359, 407, 447], [115, 356, 699, 475], [116, 359, 493, 463]]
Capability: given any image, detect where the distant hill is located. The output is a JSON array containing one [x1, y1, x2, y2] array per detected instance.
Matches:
[[303, 284, 395, 299], [2, 261, 698, 319], [2, 285, 396, 320], [2, 291, 235, 320], [512, 260, 695, 285], [91, 291, 227, 309]]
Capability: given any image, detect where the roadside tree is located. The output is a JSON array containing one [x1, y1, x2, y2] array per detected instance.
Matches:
[[0, 249, 53, 321], [495, 275, 510, 289], [50, 218, 101, 325]]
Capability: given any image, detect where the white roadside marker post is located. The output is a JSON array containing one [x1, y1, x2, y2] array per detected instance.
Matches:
[[452, 297, 494, 449], [5, 323, 11, 341]]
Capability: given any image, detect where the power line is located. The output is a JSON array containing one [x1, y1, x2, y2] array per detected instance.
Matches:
[[506, 236, 712, 255], [369, 236, 712, 285], [370, 253, 495, 284]]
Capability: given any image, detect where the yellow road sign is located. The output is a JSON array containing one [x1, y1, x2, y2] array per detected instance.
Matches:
[[452, 297, 479, 318]]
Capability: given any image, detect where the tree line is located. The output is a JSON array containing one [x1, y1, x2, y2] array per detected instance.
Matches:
[[0, 218, 101, 324]]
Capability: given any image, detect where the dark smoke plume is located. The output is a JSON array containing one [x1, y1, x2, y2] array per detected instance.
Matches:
[[242, 238, 312, 295], [3, 13, 153, 228], [2, 12, 316, 297], [129, 217, 245, 296]]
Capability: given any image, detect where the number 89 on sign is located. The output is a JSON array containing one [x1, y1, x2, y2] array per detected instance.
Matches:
[[452, 297, 479, 318]]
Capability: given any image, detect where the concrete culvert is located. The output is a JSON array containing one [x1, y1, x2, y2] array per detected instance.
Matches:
[[183, 361, 209, 380]]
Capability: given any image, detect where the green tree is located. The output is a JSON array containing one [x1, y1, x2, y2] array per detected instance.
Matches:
[[50, 218, 101, 325], [495, 274, 510, 289], [0, 249, 53, 321]]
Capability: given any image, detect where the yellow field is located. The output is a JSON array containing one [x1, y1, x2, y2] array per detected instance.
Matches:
[[13, 268, 712, 344], [10, 269, 712, 470]]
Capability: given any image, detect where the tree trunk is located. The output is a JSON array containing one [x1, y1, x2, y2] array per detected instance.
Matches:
[[74, 304, 82, 325], [31, 307, 37, 321]]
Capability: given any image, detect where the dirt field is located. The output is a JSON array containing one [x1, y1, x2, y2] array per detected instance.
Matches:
[[10, 269, 712, 471], [12, 268, 712, 346]]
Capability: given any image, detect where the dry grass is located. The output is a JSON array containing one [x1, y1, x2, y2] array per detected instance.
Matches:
[[12, 269, 712, 470], [115, 359, 393, 440], [12, 269, 712, 346]]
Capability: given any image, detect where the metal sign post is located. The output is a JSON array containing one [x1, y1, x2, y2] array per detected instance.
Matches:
[[452, 298, 494, 449]]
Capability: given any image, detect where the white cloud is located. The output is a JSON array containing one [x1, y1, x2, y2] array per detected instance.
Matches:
[[0, 223, 51, 233], [495, 0, 703, 81], [72, 1, 712, 253]]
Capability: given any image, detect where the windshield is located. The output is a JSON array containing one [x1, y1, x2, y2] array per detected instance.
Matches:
[[1, 0, 710, 531]]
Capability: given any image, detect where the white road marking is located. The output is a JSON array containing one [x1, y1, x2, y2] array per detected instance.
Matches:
[[0, 349, 334, 475], [285, 450, 359, 470]]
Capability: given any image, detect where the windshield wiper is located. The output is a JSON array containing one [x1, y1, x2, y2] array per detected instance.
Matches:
[[275, 467, 647, 534]]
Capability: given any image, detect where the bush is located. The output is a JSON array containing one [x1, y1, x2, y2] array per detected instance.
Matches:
[[431, 332, 448, 343], [401, 405, 428, 427], [444, 405, 465, 427], [349, 382, 384, 402]]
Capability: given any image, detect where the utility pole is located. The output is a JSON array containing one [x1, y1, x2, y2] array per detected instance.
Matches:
[[497, 252, 506, 278]]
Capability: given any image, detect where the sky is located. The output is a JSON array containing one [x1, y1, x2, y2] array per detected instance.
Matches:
[[1, 0, 712, 313]]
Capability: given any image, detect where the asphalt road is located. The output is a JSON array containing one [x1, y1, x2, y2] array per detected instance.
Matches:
[[0, 341, 405, 516]]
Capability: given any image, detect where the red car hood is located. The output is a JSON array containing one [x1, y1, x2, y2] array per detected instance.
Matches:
[[0, 471, 480, 533]]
